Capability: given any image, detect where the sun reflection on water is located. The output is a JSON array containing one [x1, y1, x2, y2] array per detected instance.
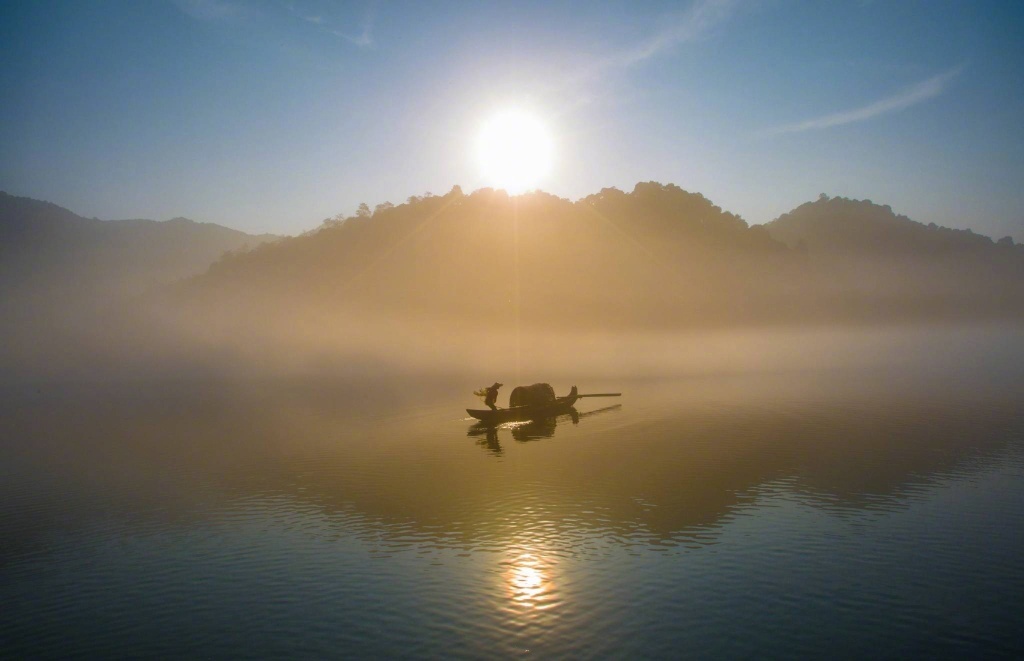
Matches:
[[504, 551, 557, 612]]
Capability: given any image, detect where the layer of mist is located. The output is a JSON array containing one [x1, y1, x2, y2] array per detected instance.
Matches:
[[2, 183, 1022, 383]]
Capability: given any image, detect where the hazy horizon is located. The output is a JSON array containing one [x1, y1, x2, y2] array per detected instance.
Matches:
[[4, 182, 1020, 244]]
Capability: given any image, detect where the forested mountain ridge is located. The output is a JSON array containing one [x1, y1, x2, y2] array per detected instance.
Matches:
[[179, 182, 794, 328], [767, 194, 1021, 257], [4, 184, 1022, 339], [172, 182, 1023, 329], [761, 195, 1023, 322], [3, 184, 1022, 382]]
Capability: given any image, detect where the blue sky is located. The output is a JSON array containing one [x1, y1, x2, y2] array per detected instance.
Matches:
[[1, 0, 1022, 239]]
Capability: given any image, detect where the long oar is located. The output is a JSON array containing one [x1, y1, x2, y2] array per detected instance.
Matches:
[[576, 393, 621, 398]]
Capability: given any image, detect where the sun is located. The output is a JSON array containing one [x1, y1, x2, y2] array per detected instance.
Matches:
[[477, 109, 554, 194]]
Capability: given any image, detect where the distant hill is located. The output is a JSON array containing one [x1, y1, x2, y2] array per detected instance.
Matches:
[[0, 191, 279, 301], [4, 184, 1023, 381], [766, 195, 1020, 257], [175, 182, 791, 329], [169, 185, 1024, 333], [763, 195, 1024, 321]]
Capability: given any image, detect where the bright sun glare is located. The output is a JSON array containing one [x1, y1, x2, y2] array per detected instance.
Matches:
[[477, 109, 554, 194]]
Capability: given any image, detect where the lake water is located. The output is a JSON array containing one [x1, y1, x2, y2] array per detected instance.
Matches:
[[3, 326, 1024, 658]]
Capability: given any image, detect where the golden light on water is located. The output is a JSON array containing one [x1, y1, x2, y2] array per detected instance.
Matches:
[[504, 551, 556, 610], [512, 563, 544, 594], [477, 109, 554, 194]]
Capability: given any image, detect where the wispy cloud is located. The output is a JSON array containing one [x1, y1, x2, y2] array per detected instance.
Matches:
[[550, 0, 738, 111], [283, 0, 375, 49], [292, 11, 322, 26], [766, 65, 964, 135], [607, 0, 738, 70], [333, 3, 376, 49]]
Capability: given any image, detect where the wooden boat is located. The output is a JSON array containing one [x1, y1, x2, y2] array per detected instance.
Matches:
[[466, 385, 620, 425], [467, 390, 579, 425]]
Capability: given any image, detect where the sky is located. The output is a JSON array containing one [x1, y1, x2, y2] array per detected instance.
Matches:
[[1, 0, 1023, 240]]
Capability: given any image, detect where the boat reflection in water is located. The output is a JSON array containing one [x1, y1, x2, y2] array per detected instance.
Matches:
[[467, 404, 622, 455]]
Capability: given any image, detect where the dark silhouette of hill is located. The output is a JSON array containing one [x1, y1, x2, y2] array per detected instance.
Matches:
[[4, 184, 1022, 382], [175, 182, 792, 330], [172, 184, 1024, 339], [764, 195, 1024, 321], [0, 191, 279, 381], [0, 191, 278, 300], [767, 194, 1021, 257], [1, 190, 280, 296]]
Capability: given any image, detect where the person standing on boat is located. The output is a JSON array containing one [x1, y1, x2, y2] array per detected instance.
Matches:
[[483, 382, 503, 411]]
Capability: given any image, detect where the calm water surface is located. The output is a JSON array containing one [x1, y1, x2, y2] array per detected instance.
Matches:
[[3, 328, 1024, 658]]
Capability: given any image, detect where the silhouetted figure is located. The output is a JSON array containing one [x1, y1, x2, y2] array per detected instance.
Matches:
[[483, 382, 503, 410]]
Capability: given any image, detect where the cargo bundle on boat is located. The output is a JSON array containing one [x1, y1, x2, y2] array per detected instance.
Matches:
[[467, 383, 620, 425]]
